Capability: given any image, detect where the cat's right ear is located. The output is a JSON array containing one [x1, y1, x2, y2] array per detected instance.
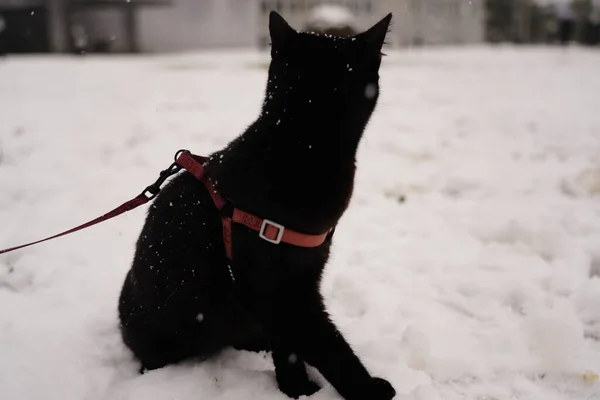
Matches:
[[269, 11, 295, 48], [358, 13, 392, 50]]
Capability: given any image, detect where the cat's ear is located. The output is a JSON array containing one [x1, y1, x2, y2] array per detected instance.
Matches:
[[269, 11, 296, 48], [358, 13, 392, 50]]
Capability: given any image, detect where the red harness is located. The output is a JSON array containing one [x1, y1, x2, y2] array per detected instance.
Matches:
[[0, 150, 331, 259], [176, 151, 331, 259]]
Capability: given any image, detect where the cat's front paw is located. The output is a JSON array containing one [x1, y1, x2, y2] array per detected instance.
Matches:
[[352, 377, 395, 400], [370, 377, 395, 399], [277, 376, 320, 399]]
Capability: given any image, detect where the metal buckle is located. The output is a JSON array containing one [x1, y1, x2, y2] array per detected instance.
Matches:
[[259, 219, 284, 244]]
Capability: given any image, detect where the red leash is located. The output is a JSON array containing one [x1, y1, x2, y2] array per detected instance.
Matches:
[[0, 150, 188, 256], [0, 150, 331, 257], [0, 195, 149, 255]]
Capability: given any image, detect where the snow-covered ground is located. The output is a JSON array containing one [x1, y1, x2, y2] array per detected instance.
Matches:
[[1, 47, 600, 400]]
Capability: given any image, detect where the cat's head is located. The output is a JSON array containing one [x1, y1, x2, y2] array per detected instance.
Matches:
[[263, 11, 391, 151]]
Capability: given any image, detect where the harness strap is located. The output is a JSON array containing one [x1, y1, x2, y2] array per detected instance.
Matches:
[[231, 209, 329, 248], [174, 151, 330, 259]]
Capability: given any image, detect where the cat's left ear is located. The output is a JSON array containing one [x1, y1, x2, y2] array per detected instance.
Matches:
[[357, 13, 392, 50]]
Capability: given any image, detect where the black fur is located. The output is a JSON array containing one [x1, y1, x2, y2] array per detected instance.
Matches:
[[119, 11, 395, 400]]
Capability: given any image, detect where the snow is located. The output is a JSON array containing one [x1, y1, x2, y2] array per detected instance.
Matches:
[[306, 4, 356, 30], [1, 47, 600, 400], [365, 83, 377, 99]]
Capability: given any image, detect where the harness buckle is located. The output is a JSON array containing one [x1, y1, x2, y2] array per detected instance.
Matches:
[[259, 219, 284, 244]]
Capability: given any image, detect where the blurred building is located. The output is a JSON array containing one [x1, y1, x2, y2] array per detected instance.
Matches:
[[258, 0, 485, 47], [0, 0, 484, 54], [0, 0, 52, 53], [393, 0, 484, 46], [0, 0, 259, 53], [484, 0, 599, 46]]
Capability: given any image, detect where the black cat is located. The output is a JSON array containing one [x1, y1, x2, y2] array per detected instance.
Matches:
[[118, 11, 395, 400]]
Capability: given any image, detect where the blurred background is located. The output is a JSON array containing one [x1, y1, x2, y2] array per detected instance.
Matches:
[[0, 0, 598, 55], [1, 2, 600, 400]]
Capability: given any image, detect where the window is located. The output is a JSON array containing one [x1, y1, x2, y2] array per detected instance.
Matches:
[[261, 1, 270, 13], [427, 0, 440, 14], [412, 0, 421, 13], [452, 0, 458, 14], [290, 0, 304, 13]]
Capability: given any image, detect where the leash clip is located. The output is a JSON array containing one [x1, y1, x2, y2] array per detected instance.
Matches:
[[142, 151, 188, 200]]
